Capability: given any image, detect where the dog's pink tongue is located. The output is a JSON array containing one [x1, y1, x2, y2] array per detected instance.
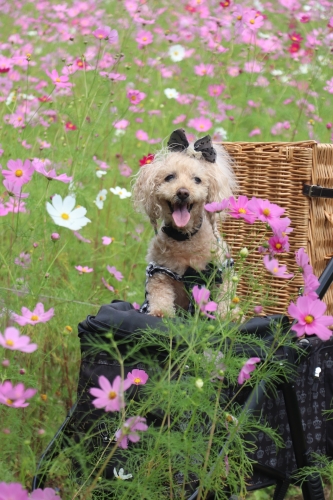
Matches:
[[172, 205, 191, 227]]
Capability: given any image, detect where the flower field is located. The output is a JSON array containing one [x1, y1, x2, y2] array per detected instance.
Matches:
[[1, 0, 333, 498]]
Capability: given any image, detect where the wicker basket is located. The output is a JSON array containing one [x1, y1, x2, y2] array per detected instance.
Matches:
[[219, 141, 333, 315]]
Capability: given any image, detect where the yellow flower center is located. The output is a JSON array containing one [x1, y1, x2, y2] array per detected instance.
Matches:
[[305, 315, 314, 324], [82, 267, 88, 272], [31, 315, 39, 321], [174, 51, 178, 55], [146, 159, 152, 163], [6, 399, 13, 405], [232, 296, 240, 304], [61, 213, 69, 220], [17, 116, 23, 121], [108, 391, 117, 400], [250, 19, 255, 24], [237, 15, 242, 20], [5, 339, 14, 346], [263, 208, 270, 216], [55, 78, 61, 82], [131, 95, 136, 101], [275, 243, 282, 249], [134, 377, 141, 384], [99, 195, 104, 200], [199, 125, 204, 129], [65, 325, 73, 332], [273, 267, 278, 273], [238, 208, 246, 214], [98, 34, 104, 38], [142, 37, 147, 41], [15, 169, 23, 177]]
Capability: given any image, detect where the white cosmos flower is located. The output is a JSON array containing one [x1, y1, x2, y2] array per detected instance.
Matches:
[[113, 468, 133, 480], [164, 88, 179, 99], [214, 127, 228, 140], [94, 189, 107, 209], [168, 44, 185, 62], [110, 186, 131, 199], [96, 170, 107, 178], [46, 194, 91, 230]]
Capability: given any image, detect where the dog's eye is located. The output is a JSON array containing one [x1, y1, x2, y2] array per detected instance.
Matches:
[[164, 174, 175, 182], [194, 177, 202, 184]]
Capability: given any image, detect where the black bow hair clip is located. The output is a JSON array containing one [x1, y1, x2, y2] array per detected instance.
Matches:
[[167, 128, 216, 163]]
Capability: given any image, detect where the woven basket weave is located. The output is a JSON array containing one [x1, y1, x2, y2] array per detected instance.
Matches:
[[219, 141, 333, 316]]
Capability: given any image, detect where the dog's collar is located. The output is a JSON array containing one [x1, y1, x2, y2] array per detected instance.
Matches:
[[161, 218, 203, 241]]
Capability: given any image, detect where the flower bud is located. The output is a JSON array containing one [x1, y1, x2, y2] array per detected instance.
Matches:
[[239, 247, 249, 258], [51, 233, 60, 241], [195, 378, 204, 389]]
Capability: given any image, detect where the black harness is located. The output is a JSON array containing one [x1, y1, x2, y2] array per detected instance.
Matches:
[[139, 259, 234, 315]]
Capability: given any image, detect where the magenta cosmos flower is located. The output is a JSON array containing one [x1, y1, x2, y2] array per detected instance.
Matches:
[[126, 89, 146, 105], [228, 195, 256, 224], [75, 265, 93, 274], [0, 381, 37, 408], [238, 357, 261, 384], [267, 235, 290, 254], [3, 179, 29, 199], [192, 285, 217, 319], [247, 197, 285, 224], [0, 483, 29, 500], [107, 265, 123, 281], [0, 327, 37, 353], [263, 255, 294, 279], [127, 369, 149, 386], [288, 296, 333, 341], [1, 159, 34, 187], [115, 416, 148, 449], [187, 117, 212, 133], [204, 199, 229, 213], [295, 247, 313, 277], [90, 375, 132, 412], [45, 69, 72, 89], [11, 302, 55, 326]]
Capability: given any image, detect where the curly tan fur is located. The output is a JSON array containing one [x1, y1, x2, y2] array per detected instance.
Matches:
[[132, 141, 238, 317]]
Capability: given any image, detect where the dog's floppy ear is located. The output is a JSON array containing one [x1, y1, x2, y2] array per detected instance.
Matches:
[[167, 129, 189, 152], [132, 161, 162, 227], [205, 144, 238, 203]]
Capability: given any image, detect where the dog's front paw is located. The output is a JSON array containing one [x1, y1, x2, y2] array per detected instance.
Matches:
[[149, 310, 164, 318]]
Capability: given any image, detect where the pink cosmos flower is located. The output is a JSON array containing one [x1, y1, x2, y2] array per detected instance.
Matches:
[[249, 128, 261, 137], [136, 130, 149, 141], [238, 357, 261, 384], [192, 285, 217, 319], [0, 327, 37, 353], [0, 202, 9, 217], [194, 64, 214, 76], [101, 277, 115, 292], [102, 236, 113, 245], [107, 265, 123, 281], [0, 381, 37, 408], [244, 61, 263, 73], [119, 164, 132, 177], [270, 217, 293, 236], [136, 30, 153, 48], [303, 273, 320, 300], [45, 69, 72, 89], [32, 158, 72, 184], [92, 26, 118, 44], [75, 266, 93, 274], [243, 10, 264, 31], [127, 369, 149, 386], [114, 119, 130, 130], [3, 180, 29, 199], [324, 78, 333, 94], [228, 196, 256, 224], [14, 252, 31, 268], [247, 198, 285, 224], [11, 303, 55, 326], [208, 84, 225, 97], [1, 159, 34, 187], [173, 114, 186, 124], [187, 117, 212, 133], [132, 302, 140, 310], [30, 487, 62, 500], [288, 296, 333, 341], [295, 247, 312, 277], [267, 235, 290, 254], [115, 416, 148, 449], [204, 199, 229, 213], [263, 255, 294, 279], [0, 483, 29, 499], [90, 375, 132, 412], [6, 199, 27, 214], [126, 89, 146, 105]]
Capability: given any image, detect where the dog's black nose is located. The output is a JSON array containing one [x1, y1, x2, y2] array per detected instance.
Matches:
[[177, 188, 190, 201]]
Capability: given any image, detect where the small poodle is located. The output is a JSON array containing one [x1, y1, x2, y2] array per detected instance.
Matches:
[[133, 129, 237, 318]]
